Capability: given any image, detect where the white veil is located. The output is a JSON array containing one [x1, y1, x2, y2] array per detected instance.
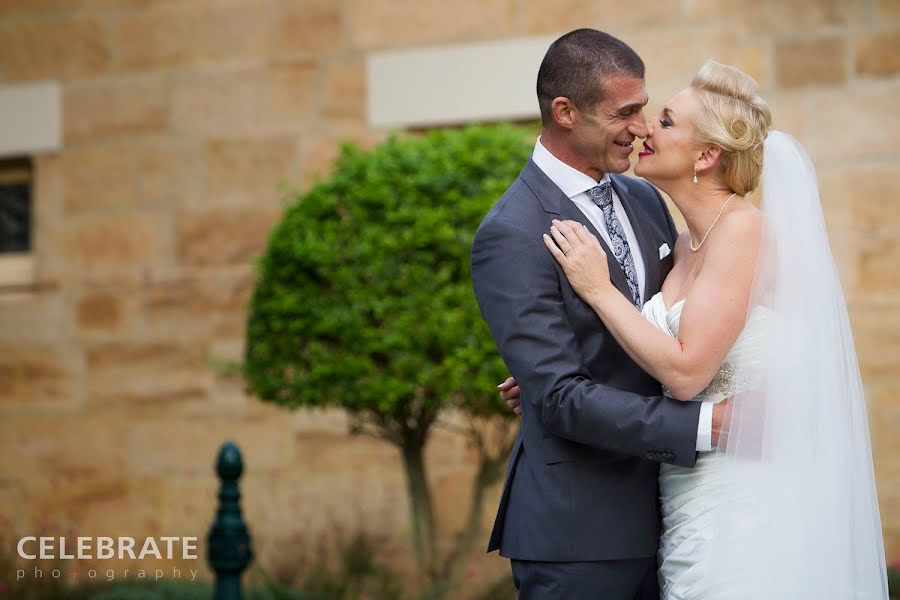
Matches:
[[706, 131, 888, 598]]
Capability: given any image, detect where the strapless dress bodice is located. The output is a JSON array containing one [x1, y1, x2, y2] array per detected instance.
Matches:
[[641, 291, 769, 403]]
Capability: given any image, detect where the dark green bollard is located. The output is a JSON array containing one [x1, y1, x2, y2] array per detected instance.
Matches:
[[207, 441, 253, 600]]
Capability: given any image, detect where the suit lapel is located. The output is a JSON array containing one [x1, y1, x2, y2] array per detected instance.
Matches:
[[610, 176, 660, 298]]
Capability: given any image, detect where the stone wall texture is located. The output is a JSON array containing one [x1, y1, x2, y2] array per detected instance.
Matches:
[[1, 0, 898, 594]]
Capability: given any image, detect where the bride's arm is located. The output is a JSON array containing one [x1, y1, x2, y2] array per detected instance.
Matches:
[[547, 213, 760, 400]]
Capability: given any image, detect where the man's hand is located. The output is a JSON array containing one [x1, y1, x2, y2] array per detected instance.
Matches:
[[712, 401, 729, 448], [498, 376, 521, 415]]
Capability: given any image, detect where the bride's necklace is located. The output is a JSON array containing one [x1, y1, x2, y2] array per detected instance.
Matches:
[[690, 192, 738, 252]]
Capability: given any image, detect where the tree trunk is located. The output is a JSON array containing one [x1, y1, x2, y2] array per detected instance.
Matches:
[[440, 442, 511, 584], [401, 437, 439, 585]]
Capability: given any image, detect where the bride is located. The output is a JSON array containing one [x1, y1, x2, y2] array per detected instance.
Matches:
[[500, 60, 888, 598]]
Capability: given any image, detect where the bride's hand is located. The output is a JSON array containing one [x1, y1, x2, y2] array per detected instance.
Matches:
[[543, 219, 612, 304]]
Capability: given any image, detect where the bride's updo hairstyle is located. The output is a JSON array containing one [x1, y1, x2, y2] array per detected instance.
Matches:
[[690, 59, 772, 195]]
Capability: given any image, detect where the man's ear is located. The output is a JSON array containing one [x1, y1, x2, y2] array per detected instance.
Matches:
[[695, 145, 722, 175], [550, 97, 577, 130]]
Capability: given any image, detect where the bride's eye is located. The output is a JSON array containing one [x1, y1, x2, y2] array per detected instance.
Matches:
[[659, 117, 673, 128]]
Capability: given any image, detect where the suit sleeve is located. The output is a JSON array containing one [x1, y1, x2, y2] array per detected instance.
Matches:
[[472, 217, 700, 467]]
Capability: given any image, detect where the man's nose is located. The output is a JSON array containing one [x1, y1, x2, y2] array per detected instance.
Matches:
[[629, 114, 648, 138]]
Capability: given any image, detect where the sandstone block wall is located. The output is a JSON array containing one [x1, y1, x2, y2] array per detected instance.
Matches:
[[0, 0, 897, 593]]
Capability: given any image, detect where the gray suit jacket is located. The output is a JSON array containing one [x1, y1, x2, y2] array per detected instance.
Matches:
[[471, 159, 702, 562]]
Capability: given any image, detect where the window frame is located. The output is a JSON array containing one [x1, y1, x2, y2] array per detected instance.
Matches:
[[0, 81, 60, 291]]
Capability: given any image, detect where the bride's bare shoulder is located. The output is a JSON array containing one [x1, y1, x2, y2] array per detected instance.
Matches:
[[708, 201, 763, 258], [721, 200, 762, 234]]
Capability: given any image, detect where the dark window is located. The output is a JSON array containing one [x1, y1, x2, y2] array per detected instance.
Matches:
[[0, 158, 32, 254]]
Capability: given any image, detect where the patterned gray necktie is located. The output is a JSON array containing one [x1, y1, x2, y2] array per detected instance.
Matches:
[[588, 182, 641, 307]]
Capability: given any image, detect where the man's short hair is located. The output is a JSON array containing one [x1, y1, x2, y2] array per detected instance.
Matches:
[[537, 29, 645, 125]]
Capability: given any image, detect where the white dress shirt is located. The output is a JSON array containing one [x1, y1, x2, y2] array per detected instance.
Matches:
[[531, 137, 714, 452], [532, 137, 646, 303]]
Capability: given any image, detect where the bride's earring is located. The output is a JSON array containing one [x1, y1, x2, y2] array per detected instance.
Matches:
[[692, 166, 699, 184]]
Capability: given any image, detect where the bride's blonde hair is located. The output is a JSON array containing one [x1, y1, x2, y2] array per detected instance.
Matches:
[[690, 59, 772, 195]]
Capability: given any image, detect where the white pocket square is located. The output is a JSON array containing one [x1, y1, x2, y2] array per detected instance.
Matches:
[[658, 243, 672, 260]]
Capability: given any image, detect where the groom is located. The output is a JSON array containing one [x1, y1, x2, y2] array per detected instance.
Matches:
[[471, 29, 722, 598]]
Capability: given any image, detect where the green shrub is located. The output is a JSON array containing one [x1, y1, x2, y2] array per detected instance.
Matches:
[[245, 123, 533, 418], [244, 123, 533, 588]]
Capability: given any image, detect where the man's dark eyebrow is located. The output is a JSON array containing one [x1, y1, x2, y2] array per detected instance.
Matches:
[[618, 98, 649, 113]]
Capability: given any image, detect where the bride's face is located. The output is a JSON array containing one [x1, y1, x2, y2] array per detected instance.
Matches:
[[634, 87, 705, 185]]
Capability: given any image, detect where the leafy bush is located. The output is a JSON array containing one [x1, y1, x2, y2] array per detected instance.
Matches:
[[244, 123, 533, 588], [245, 123, 533, 417]]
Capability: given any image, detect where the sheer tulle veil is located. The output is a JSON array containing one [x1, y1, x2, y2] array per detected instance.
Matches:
[[706, 131, 888, 598]]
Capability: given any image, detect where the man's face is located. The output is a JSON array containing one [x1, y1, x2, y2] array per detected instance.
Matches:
[[569, 74, 649, 179]]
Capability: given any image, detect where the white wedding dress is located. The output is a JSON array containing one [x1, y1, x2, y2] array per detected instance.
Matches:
[[641, 291, 769, 599], [631, 133, 887, 599]]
